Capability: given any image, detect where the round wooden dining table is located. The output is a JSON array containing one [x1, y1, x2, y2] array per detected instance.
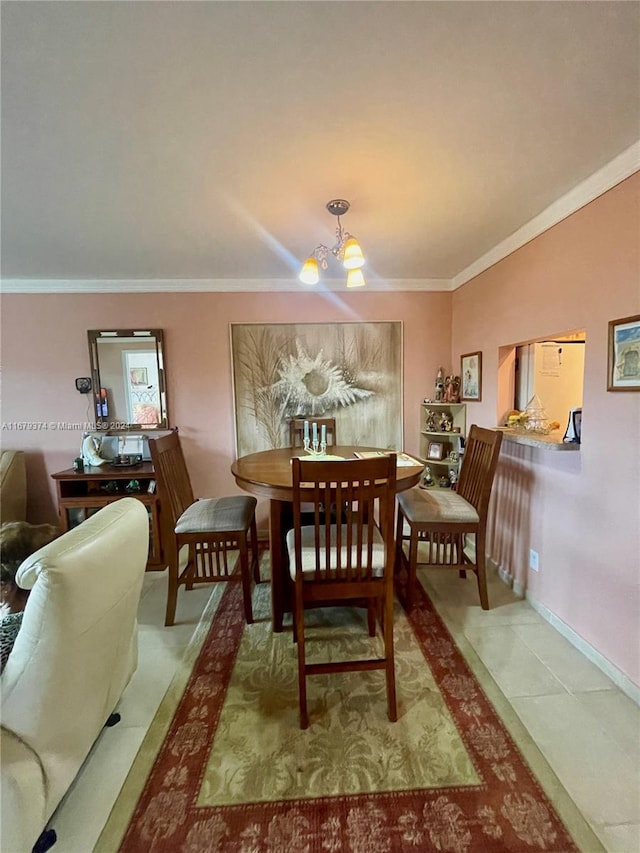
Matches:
[[231, 446, 423, 631]]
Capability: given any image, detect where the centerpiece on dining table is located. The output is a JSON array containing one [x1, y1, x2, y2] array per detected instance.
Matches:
[[302, 419, 328, 457]]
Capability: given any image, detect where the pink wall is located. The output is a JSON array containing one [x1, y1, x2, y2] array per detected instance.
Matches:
[[452, 173, 640, 686], [2, 177, 637, 686], [0, 291, 451, 530]]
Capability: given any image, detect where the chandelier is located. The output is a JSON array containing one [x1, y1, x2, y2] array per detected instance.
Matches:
[[299, 199, 366, 288]]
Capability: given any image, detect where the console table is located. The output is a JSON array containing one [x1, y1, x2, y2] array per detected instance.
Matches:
[[51, 462, 165, 570]]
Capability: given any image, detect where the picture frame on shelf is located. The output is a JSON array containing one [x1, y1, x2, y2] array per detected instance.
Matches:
[[461, 351, 482, 401], [607, 314, 640, 391], [427, 441, 444, 461]]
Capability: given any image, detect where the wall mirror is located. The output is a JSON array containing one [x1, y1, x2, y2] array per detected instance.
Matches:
[[88, 329, 168, 431]]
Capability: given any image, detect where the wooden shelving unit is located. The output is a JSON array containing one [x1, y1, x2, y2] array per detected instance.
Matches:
[[51, 462, 164, 570], [419, 402, 466, 488]]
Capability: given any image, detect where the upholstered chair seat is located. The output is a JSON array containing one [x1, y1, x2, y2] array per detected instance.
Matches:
[[399, 488, 480, 526], [286, 523, 386, 577], [175, 496, 256, 535]]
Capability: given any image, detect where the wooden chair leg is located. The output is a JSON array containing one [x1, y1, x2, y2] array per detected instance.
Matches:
[[367, 600, 376, 636], [384, 591, 397, 722], [476, 535, 489, 610], [394, 510, 404, 582], [249, 517, 261, 583], [295, 588, 308, 729], [238, 536, 254, 624], [165, 548, 180, 627], [405, 531, 419, 611]]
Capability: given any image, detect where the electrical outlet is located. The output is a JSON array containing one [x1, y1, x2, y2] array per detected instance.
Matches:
[[529, 549, 539, 572]]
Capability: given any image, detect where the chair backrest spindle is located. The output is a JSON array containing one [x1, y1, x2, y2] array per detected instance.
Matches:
[[148, 431, 195, 525], [456, 426, 502, 517], [291, 455, 396, 584]]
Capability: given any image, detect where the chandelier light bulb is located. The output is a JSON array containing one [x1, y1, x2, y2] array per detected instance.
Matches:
[[342, 238, 365, 270], [299, 257, 319, 285], [346, 268, 366, 288]]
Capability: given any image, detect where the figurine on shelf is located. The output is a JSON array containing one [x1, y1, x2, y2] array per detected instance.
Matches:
[[444, 375, 461, 403], [435, 367, 445, 402], [438, 475, 450, 488], [424, 409, 439, 431], [438, 411, 453, 432], [81, 433, 109, 467], [422, 465, 434, 488], [449, 468, 458, 490]]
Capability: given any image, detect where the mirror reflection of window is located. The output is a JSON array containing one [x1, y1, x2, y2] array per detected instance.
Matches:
[[123, 350, 161, 424]]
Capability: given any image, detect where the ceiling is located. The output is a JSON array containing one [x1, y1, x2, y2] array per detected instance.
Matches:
[[2, 1, 639, 291]]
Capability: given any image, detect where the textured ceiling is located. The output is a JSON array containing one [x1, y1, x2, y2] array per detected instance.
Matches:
[[1, 1, 639, 289]]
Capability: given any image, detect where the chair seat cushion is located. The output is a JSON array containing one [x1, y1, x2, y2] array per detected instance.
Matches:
[[175, 496, 257, 535], [398, 487, 479, 525], [286, 524, 386, 579]]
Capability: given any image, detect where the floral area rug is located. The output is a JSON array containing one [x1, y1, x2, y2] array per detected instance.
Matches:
[[96, 557, 602, 852]]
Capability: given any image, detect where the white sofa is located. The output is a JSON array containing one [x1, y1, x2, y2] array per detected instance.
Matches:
[[0, 497, 149, 853]]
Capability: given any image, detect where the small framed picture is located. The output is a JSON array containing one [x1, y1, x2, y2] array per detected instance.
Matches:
[[461, 351, 482, 401], [147, 479, 157, 494], [427, 441, 444, 461], [607, 314, 640, 391]]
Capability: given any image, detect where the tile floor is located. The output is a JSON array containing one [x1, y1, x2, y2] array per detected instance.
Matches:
[[46, 566, 639, 853]]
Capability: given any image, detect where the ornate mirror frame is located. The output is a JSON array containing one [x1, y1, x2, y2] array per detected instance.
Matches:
[[88, 329, 168, 431]]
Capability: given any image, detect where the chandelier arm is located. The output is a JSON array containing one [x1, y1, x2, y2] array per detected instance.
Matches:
[[299, 198, 365, 286], [330, 216, 347, 258], [311, 244, 330, 269]]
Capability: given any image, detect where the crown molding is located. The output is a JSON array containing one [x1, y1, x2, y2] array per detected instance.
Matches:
[[2, 142, 637, 296], [0, 277, 452, 294], [452, 140, 640, 290]]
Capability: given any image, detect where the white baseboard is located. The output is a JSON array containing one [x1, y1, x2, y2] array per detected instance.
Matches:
[[488, 559, 640, 706]]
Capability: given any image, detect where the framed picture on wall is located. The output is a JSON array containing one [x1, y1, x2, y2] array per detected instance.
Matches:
[[607, 314, 640, 391], [230, 322, 403, 456], [461, 351, 482, 401]]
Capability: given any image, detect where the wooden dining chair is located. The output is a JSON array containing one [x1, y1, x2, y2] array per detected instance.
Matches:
[[287, 455, 397, 729], [148, 431, 259, 626], [395, 425, 503, 611], [289, 417, 337, 447]]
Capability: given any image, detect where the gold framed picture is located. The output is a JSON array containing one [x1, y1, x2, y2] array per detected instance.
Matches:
[[607, 314, 640, 391], [461, 351, 482, 401]]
